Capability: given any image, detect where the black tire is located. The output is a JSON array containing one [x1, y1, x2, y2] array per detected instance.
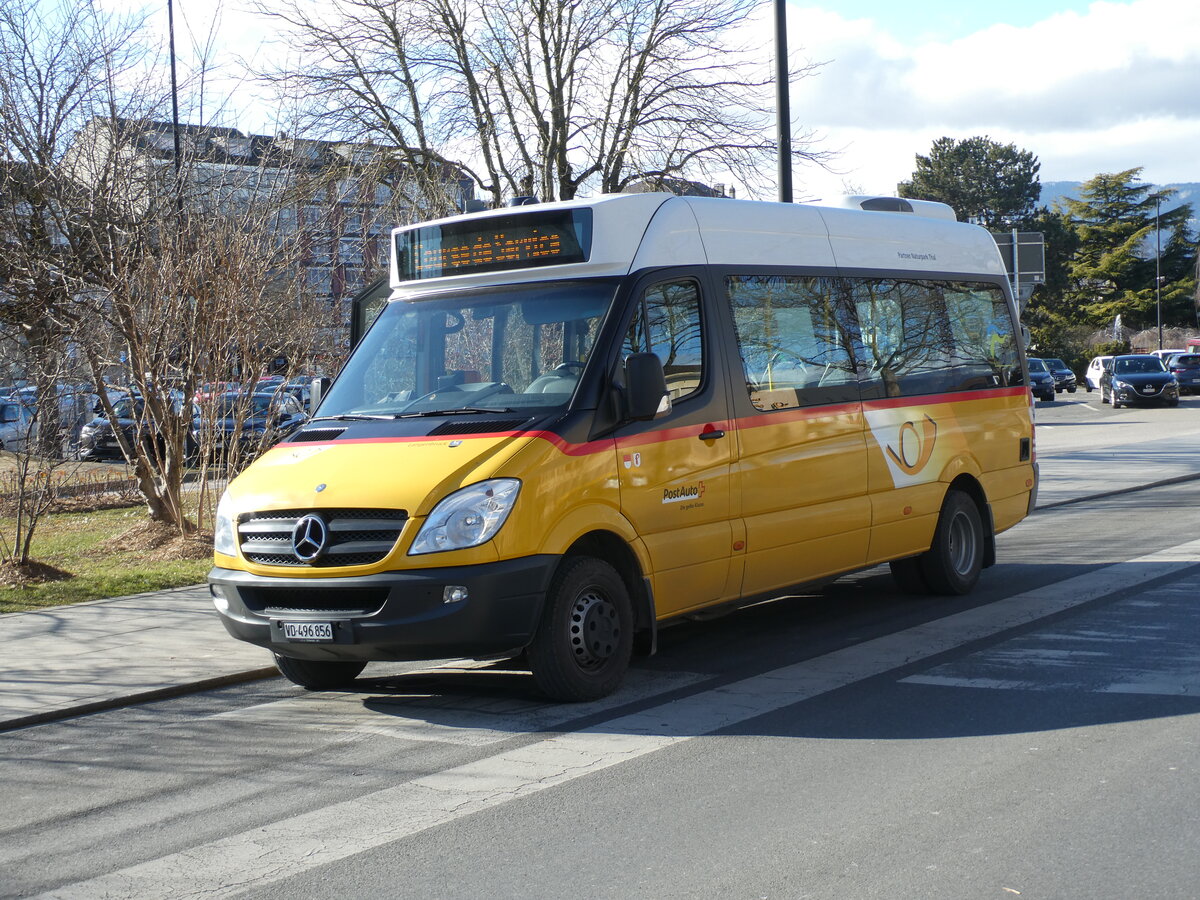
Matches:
[[919, 490, 984, 596], [273, 654, 366, 690], [528, 556, 633, 702], [1068, 386, 1077, 393], [889, 555, 929, 594]]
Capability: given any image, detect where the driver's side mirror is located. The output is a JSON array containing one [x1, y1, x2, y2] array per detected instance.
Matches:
[[624, 352, 671, 421]]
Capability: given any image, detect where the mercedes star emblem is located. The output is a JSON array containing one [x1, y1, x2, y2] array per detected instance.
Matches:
[[291, 514, 329, 563]]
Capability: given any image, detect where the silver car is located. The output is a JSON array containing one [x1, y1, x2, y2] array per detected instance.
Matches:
[[0, 401, 36, 452]]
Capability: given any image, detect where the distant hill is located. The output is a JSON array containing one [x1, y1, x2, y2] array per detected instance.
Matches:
[[1041, 181, 1199, 220]]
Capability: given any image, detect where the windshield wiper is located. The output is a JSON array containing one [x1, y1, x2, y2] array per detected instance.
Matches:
[[401, 407, 517, 417], [311, 413, 402, 422]]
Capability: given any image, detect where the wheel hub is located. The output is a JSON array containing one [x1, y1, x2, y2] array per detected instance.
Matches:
[[569, 588, 620, 669], [947, 510, 977, 576]]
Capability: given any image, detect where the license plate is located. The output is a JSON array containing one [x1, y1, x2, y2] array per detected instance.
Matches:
[[1142, 386, 1155, 394], [282, 621, 333, 642]]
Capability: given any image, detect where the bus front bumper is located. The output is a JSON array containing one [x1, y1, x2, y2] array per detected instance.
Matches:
[[208, 556, 559, 662]]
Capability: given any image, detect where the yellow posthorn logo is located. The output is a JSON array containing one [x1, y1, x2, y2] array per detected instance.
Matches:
[[885, 414, 938, 476]]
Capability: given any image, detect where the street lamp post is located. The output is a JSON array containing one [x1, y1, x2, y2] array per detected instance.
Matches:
[[1156, 194, 1162, 351], [168, 0, 183, 221], [774, 0, 792, 203]]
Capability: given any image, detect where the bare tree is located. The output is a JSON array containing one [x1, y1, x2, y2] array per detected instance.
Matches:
[[1, 1, 333, 535], [68, 116, 335, 530], [0, 324, 92, 574], [0, 0, 152, 456], [251, 0, 828, 204]]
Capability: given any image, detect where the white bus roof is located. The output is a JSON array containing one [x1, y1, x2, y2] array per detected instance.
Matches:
[[389, 193, 1008, 296]]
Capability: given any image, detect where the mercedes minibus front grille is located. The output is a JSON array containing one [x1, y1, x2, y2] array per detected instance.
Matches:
[[238, 508, 408, 567]]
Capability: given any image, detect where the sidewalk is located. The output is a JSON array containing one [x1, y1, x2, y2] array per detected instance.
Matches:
[[0, 584, 276, 731]]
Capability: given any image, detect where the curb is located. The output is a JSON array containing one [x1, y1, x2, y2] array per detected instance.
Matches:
[[0, 666, 279, 733], [1035, 470, 1200, 511]]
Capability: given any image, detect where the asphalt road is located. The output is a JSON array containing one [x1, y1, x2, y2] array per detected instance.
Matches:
[[3, 397, 1200, 899]]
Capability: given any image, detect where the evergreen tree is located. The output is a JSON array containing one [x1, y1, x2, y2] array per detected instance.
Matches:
[[1063, 168, 1196, 329], [898, 136, 1041, 229]]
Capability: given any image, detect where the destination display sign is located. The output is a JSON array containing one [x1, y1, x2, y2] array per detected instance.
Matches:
[[395, 209, 593, 280]]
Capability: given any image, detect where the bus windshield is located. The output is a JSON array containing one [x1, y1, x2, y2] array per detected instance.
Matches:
[[319, 280, 616, 418]]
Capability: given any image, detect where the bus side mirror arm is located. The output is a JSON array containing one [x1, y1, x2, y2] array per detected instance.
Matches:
[[624, 353, 671, 421]]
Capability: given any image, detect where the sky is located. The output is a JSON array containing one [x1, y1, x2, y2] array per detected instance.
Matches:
[[108, 0, 1199, 204], [779, 0, 1200, 200]]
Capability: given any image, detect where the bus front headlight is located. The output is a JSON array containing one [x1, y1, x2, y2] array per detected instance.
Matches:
[[409, 479, 521, 555], [214, 490, 238, 557]]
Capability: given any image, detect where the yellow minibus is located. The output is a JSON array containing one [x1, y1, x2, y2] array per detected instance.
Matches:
[[210, 192, 1037, 700]]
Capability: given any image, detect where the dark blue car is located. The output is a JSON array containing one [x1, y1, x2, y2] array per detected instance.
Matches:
[[1101, 355, 1179, 408]]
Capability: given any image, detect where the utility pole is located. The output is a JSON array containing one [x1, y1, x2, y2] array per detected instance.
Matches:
[[168, 0, 184, 222], [1155, 193, 1163, 350], [774, 0, 792, 203]]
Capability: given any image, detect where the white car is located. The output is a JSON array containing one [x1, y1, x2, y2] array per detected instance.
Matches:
[[1084, 355, 1112, 392]]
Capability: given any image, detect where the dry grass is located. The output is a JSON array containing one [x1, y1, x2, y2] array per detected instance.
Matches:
[[0, 502, 214, 613]]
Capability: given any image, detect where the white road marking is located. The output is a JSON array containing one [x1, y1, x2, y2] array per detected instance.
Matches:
[[36, 538, 1200, 900]]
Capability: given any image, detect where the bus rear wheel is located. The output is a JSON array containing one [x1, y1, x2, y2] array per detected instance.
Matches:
[[273, 654, 366, 690], [919, 490, 984, 595], [528, 556, 633, 702]]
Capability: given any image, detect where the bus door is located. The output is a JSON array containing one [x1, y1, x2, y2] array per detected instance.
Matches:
[[720, 273, 871, 596], [613, 273, 741, 616]]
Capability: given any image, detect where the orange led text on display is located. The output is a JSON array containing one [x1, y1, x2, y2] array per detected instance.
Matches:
[[417, 229, 566, 275]]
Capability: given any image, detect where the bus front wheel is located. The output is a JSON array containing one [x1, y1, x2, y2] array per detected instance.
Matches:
[[919, 490, 984, 596], [528, 556, 633, 702]]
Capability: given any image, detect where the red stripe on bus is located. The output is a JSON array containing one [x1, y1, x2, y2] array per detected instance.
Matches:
[[278, 387, 1028, 454]]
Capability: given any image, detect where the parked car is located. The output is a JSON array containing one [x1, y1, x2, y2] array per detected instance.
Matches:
[[274, 377, 314, 409], [202, 391, 307, 454], [193, 381, 241, 403], [78, 395, 201, 461], [1164, 353, 1200, 395], [1084, 355, 1113, 392], [1100, 354, 1179, 408], [1042, 358, 1077, 393], [1025, 357, 1057, 401], [1150, 348, 1185, 361], [0, 400, 37, 452]]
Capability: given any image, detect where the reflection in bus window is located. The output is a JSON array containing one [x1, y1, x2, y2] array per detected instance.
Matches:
[[727, 275, 857, 410], [327, 281, 614, 416], [850, 278, 1017, 399], [625, 280, 704, 402]]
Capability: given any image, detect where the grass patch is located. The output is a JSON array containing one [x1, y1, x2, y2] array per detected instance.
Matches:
[[0, 506, 211, 613]]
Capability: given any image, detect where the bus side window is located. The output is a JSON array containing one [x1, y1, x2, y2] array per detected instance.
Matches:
[[625, 280, 704, 402], [727, 274, 857, 410], [851, 278, 1015, 398]]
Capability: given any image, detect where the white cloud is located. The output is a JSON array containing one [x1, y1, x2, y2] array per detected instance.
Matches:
[[781, 0, 1200, 199]]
